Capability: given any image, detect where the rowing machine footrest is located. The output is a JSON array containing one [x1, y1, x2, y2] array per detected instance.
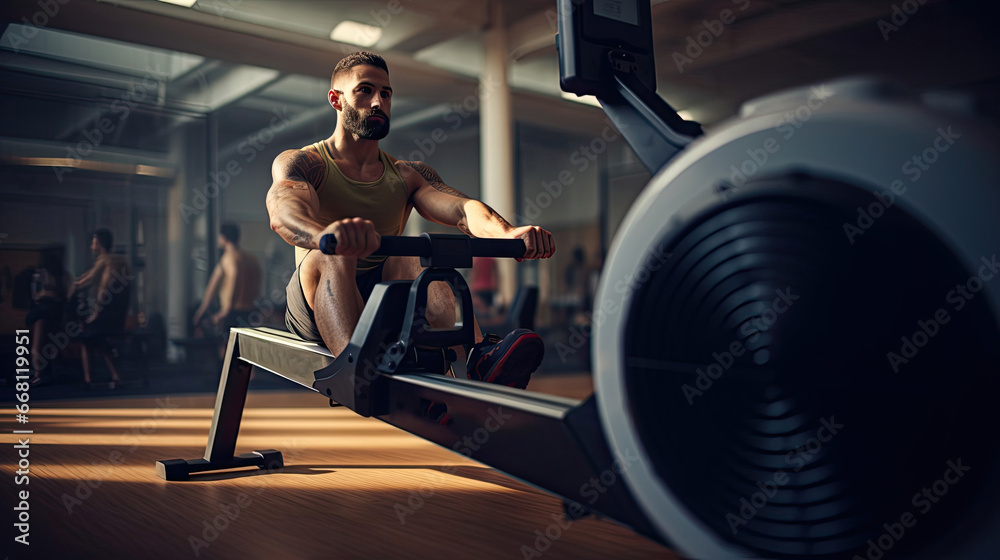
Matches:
[[254, 449, 283, 473], [381, 345, 454, 374], [155, 449, 283, 481]]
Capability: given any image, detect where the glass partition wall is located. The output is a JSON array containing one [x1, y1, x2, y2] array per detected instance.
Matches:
[[0, 23, 629, 385], [0, 25, 335, 377]]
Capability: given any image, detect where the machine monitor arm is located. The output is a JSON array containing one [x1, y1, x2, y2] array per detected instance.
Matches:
[[556, 0, 704, 173]]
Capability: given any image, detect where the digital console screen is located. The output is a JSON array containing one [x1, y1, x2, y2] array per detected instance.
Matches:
[[593, 0, 638, 26]]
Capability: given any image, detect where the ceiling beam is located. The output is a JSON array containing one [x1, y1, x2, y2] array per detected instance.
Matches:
[[169, 65, 283, 112], [215, 103, 332, 162], [0, 49, 148, 93], [391, 0, 490, 30], [391, 103, 453, 130], [0, 0, 478, 98], [507, 9, 556, 62], [653, 0, 946, 78]]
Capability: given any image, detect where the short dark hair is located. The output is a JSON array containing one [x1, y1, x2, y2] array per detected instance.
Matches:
[[331, 51, 388, 90], [93, 228, 113, 252], [219, 222, 240, 245]]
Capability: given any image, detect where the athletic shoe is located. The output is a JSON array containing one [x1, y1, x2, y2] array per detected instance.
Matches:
[[466, 329, 544, 389]]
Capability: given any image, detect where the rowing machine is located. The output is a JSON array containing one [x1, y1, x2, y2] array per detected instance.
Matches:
[[156, 232, 664, 542], [557, 0, 1000, 558]]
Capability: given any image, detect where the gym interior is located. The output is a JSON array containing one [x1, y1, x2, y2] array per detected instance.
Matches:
[[1, 1, 999, 559]]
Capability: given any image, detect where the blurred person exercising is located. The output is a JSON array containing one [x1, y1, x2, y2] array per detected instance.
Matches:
[[267, 51, 555, 389], [26, 246, 72, 384], [70, 228, 130, 389], [193, 222, 263, 333]]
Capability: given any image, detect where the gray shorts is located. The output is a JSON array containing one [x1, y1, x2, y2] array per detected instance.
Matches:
[[284, 253, 385, 344]]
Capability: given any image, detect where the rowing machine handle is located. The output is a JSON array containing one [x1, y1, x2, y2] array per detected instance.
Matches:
[[319, 234, 526, 259]]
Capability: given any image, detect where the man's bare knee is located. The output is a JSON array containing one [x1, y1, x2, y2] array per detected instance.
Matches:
[[382, 255, 421, 281], [426, 282, 456, 329], [301, 252, 356, 311], [301, 252, 366, 354], [384, 256, 456, 328]]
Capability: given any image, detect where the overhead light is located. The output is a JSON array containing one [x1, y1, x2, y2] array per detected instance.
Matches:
[[330, 21, 382, 47], [676, 110, 694, 121], [560, 91, 602, 108], [157, 0, 198, 7]]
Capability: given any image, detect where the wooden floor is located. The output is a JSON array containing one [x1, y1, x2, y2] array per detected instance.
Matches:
[[1, 375, 679, 560]]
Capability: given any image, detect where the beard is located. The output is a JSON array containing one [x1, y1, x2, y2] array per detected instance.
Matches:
[[341, 102, 390, 140]]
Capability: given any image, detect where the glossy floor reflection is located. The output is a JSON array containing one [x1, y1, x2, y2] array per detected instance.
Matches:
[[1, 373, 678, 560]]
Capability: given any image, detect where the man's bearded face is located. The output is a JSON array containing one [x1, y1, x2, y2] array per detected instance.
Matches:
[[341, 100, 390, 140]]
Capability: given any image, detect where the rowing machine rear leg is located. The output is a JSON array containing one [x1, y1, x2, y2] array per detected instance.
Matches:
[[155, 331, 284, 480]]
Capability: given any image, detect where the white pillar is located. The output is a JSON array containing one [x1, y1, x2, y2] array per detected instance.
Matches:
[[165, 127, 197, 363], [480, 0, 517, 307]]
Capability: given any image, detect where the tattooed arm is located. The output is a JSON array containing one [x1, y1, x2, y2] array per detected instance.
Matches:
[[404, 161, 471, 200], [399, 159, 506, 236], [398, 160, 556, 259], [266, 149, 329, 250], [268, 149, 381, 257]]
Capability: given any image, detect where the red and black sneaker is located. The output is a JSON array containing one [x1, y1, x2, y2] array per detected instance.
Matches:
[[466, 329, 544, 389]]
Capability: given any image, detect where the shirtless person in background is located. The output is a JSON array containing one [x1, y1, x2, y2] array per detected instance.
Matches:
[[71, 228, 131, 388], [193, 222, 263, 332]]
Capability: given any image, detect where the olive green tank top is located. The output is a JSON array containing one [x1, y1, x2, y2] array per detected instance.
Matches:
[[295, 142, 410, 272]]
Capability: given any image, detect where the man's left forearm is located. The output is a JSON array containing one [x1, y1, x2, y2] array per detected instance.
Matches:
[[459, 200, 515, 238]]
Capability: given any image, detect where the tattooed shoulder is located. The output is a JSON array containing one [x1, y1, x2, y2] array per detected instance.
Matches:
[[294, 149, 327, 187], [276, 149, 326, 188], [401, 160, 470, 199]]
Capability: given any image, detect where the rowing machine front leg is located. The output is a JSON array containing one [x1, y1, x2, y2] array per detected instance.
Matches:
[[155, 331, 282, 480]]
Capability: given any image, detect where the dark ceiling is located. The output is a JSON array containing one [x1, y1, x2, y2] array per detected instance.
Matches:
[[1, 0, 998, 164]]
